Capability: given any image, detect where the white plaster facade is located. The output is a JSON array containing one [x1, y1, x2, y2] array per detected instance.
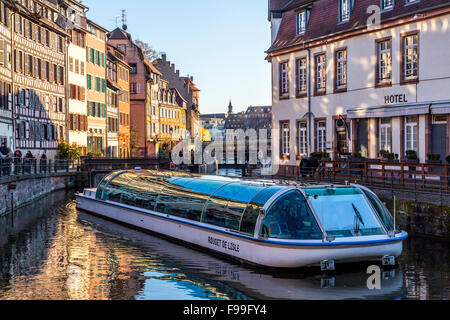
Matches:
[[270, 10, 450, 166], [68, 42, 87, 151]]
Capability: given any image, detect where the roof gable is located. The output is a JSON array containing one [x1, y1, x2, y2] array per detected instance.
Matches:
[[268, 0, 450, 53]]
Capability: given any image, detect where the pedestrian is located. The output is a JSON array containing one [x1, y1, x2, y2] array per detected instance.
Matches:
[[40, 153, 47, 173], [14, 150, 22, 174], [0, 142, 11, 176], [299, 156, 309, 179], [25, 151, 34, 174]]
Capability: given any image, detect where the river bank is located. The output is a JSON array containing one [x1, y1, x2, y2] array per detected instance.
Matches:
[[0, 172, 88, 216]]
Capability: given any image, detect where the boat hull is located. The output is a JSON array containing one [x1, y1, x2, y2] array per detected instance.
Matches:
[[76, 194, 406, 269]]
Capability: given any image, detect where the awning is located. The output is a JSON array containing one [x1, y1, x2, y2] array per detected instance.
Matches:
[[430, 101, 450, 115], [347, 102, 430, 119]]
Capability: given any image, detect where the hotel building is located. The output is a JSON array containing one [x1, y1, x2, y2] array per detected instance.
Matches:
[[267, 0, 450, 171]]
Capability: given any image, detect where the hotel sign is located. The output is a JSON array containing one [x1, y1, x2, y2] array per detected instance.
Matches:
[[384, 94, 408, 104]]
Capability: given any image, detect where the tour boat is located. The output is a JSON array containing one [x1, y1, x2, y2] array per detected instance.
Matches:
[[76, 169, 408, 270]]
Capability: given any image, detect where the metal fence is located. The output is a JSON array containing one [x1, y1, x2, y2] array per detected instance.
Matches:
[[0, 158, 79, 178], [79, 157, 171, 172], [257, 160, 450, 196]]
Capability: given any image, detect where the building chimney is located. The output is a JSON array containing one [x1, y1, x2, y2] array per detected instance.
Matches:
[[190, 76, 194, 81], [176, 70, 180, 77], [162, 53, 167, 61]]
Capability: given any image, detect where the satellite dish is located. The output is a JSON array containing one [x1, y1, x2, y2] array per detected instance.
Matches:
[[123, 24, 128, 30]]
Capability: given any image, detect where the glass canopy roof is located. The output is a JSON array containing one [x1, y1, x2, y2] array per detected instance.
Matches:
[[94, 170, 393, 240], [96, 170, 288, 235]]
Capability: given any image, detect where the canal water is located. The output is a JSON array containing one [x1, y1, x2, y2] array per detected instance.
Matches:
[[0, 190, 448, 300]]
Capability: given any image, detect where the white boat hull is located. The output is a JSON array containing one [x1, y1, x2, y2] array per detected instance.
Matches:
[[76, 194, 406, 269]]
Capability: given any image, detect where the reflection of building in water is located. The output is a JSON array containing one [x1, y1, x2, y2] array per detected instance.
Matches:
[[0, 194, 148, 300]]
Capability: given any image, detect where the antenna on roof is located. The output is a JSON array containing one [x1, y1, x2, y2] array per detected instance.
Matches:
[[121, 9, 128, 30]]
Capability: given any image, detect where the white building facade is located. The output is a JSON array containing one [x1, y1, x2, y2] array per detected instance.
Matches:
[[66, 0, 88, 155], [267, 0, 450, 172]]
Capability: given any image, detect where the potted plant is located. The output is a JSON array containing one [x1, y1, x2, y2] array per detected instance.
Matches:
[[379, 150, 388, 158], [380, 150, 399, 163], [405, 150, 419, 176], [405, 150, 419, 163], [426, 153, 442, 164], [311, 152, 328, 161], [351, 152, 362, 161]]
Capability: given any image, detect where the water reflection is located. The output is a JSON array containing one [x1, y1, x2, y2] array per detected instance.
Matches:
[[0, 191, 448, 300]]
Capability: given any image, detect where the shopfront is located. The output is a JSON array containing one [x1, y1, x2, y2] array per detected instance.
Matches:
[[347, 100, 450, 163]]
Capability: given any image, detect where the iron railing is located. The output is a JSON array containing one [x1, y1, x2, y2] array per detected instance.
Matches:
[[0, 158, 79, 178], [268, 160, 450, 195]]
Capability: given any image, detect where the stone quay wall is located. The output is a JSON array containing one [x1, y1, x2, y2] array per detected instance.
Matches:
[[0, 173, 83, 216]]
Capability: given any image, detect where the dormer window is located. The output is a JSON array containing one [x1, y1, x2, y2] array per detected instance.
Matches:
[[381, 0, 394, 11], [296, 10, 308, 35], [339, 0, 351, 23]]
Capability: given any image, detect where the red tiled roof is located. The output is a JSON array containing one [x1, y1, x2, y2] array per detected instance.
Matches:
[[109, 28, 130, 40], [270, 0, 293, 12], [268, 0, 450, 53], [144, 59, 162, 75]]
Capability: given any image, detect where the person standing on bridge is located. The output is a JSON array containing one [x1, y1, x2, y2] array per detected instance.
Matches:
[[0, 142, 11, 176], [25, 151, 34, 174], [14, 150, 22, 175], [40, 153, 47, 174]]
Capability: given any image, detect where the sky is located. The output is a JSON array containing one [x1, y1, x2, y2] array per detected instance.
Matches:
[[83, 0, 272, 115]]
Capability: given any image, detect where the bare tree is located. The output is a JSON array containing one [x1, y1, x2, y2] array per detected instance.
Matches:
[[134, 39, 163, 62], [130, 126, 140, 157]]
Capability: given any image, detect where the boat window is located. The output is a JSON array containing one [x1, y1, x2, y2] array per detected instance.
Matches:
[[155, 179, 209, 221], [96, 172, 121, 199], [202, 196, 231, 228], [305, 188, 385, 238], [362, 190, 395, 231], [202, 184, 264, 230], [240, 186, 286, 234], [102, 172, 135, 203], [122, 175, 165, 211], [261, 190, 322, 240]]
